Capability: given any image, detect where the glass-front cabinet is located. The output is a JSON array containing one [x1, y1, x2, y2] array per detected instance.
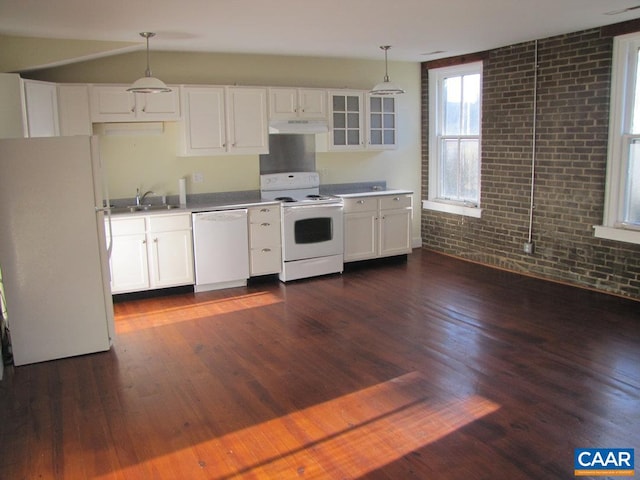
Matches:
[[328, 90, 398, 151], [368, 95, 397, 149], [329, 91, 364, 150]]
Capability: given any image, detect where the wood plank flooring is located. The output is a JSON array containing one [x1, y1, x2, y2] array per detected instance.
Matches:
[[1, 249, 639, 479]]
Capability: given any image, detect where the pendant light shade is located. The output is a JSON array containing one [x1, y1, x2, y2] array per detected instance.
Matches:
[[127, 32, 171, 93], [370, 45, 405, 95]]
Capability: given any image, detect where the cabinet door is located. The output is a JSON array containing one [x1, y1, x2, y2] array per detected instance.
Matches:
[[298, 89, 327, 119], [180, 86, 227, 155], [344, 211, 377, 262], [57, 85, 92, 136], [269, 88, 298, 120], [329, 91, 364, 150], [148, 230, 194, 288], [90, 86, 136, 122], [227, 87, 268, 154], [367, 95, 397, 149], [137, 90, 180, 120], [110, 233, 149, 293], [23, 80, 59, 137], [379, 208, 412, 257]]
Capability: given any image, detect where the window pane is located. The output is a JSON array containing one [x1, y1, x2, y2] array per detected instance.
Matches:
[[334, 130, 346, 145], [633, 49, 640, 134], [370, 97, 382, 112], [333, 96, 345, 111], [370, 113, 382, 129], [347, 113, 359, 128], [347, 130, 360, 145], [333, 113, 345, 129], [383, 97, 394, 113], [460, 139, 479, 200], [462, 74, 481, 135], [443, 76, 461, 135], [441, 139, 459, 198], [383, 130, 395, 145], [346, 96, 359, 111], [625, 138, 640, 223], [371, 130, 382, 145], [383, 114, 395, 128]]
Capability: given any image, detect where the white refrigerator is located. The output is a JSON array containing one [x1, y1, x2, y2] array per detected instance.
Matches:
[[0, 136, 114, 366]]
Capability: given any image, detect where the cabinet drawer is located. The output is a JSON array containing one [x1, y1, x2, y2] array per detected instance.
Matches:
[[250, 246, 281, 276], [109, 217, 145, 236], [147, 214, 191, 232], [249, 222, 280, 247], [249, 205, 280, 223], [343, 197, 378, 213], [380, 194, 412, 210]]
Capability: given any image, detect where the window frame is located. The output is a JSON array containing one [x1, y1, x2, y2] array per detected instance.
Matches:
[[595, 32, 640, 245], [424, 61, 483, 218]]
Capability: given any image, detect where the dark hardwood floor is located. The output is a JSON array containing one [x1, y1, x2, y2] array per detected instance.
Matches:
[[1, 249, 639, 479]]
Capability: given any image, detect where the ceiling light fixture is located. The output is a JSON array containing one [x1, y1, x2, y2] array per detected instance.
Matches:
[[127, 32, 171, 93], [370, 45, 405, 96]]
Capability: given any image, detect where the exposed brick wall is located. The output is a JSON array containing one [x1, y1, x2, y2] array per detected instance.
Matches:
[[421, 26, 640, 300]]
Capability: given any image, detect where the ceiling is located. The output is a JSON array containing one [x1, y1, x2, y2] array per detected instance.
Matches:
[[1, 0, 640, 64]]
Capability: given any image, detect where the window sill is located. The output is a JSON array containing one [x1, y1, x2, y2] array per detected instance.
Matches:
[[422, 200, 482, 218], [593, 225, 640, 245]]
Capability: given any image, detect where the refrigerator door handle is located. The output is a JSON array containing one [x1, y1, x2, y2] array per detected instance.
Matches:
[[95, 207, 113, 259]]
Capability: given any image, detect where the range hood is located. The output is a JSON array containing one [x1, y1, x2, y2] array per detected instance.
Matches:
[[268, 119, 329, 134]]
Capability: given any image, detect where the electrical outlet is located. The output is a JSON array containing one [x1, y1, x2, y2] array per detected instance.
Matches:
[[523, 241, 535, 254], [192, 172, 204, 183]]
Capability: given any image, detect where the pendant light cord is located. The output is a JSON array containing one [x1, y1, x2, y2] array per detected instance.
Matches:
[[527, 40, 538, 244]]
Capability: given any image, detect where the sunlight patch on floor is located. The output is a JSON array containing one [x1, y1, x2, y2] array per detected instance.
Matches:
[[99, 371, 500, 479], [115, 291, 283, 333]]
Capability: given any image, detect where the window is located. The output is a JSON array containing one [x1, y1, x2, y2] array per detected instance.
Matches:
[[595, 32, 640, 244], [424, 61, 483, 218]]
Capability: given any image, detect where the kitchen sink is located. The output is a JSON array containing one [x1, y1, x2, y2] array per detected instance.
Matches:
[[111, 204, 181, 213]]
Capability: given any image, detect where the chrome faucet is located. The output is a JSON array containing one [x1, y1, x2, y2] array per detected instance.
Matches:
[[135, 188, 155, 206]]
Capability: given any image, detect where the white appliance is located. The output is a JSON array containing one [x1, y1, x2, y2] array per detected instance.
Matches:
[[0, 136, 115, 366], [192, 209, 250, 292], [260, 172, 344, 282]]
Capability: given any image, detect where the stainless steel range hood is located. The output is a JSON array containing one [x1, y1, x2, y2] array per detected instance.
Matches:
[[268, 119, 328, 134], [259, 134, 316, 174]]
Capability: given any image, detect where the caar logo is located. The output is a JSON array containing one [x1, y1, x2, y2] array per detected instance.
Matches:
[[574, 448, 635, 477]]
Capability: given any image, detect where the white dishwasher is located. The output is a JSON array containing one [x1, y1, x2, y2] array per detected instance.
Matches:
[[192, 209, 250, 292]]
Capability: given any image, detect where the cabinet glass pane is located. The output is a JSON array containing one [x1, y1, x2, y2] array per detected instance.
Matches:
[[370, 97, 382, 112], [384, 130, 395, 145], [333, 113, 346, 128], [334, 130, 346, 145], [346, 96, 359, 111], [333, 96, 345, 111], [383, 97, 395, 112], [371, 130, 382, 144], [383, 114, 395, 128], [347, 113, 359, 128], [371, 114, 382, 129], [347, 130, 360, 145]]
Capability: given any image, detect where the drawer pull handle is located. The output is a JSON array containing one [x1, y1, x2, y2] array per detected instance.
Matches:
[[261, 222, 270, 227], [393, 197, 400, 201], [262, 248, 271, 252], [260, 208, 270, 212], [357, 200, 365, 204]]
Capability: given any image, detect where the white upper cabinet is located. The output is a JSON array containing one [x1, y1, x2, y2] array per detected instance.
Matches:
[[179, 85, 268, 156], [89, 85, 180, 122], [328, 90, 365, 151], [57, 85, 92, 136], [23, 80, 60, 137], [367, 95, 397, 150], [226, 87, 269, 154], [180, 86, 227, 155], [269, 88, 327, 120]]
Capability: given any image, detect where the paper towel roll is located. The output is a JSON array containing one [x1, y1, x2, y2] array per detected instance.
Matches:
[[179, 178, 187, 206]]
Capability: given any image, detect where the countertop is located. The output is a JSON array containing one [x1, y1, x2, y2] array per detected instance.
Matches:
[[109, 183, 414, 217]]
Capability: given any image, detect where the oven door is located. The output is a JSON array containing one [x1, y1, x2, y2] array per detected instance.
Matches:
[[282, 203, 344, 261]]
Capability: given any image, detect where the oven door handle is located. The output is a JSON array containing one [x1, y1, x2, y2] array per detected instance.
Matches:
[[285, 204, 343, 211]]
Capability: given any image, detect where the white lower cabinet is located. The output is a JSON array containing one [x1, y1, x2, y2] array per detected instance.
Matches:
[[248, 205, 281, 276], [107, 213, 194, 294], [343, 194, 412, 262]]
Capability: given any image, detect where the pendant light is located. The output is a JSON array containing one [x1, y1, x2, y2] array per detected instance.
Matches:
[[127, 32, 171, 93], [369, 45, 405, 95]]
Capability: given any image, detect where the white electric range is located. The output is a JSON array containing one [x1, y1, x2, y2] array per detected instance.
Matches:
[[260, 172, 344, 281]]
